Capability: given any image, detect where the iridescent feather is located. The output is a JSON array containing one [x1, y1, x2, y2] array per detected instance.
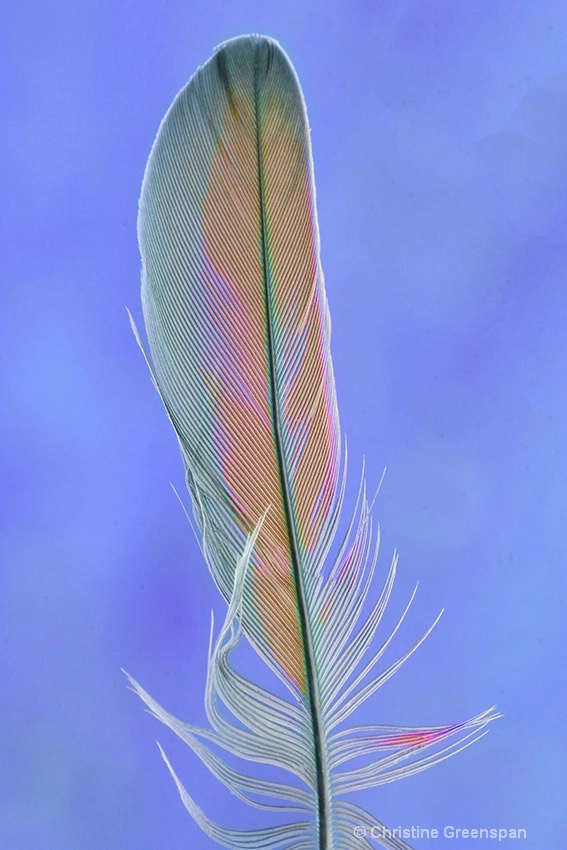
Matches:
[[130, 34, 499, 850]]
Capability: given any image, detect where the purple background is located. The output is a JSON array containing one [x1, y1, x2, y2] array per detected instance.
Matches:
[[2, 2, 566, 848]]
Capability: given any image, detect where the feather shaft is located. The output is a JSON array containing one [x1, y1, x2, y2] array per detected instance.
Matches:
[[252, 46, 332, 846]]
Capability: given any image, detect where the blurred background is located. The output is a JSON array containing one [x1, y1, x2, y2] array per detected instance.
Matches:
[[1, 2, 566, 848]]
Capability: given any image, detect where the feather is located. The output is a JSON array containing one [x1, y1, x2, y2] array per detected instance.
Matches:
[[131, 34, 499, 850]]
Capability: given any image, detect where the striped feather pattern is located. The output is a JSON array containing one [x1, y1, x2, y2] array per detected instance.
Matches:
[[139, 34, 339, 694], [133, 34, 499, 850]]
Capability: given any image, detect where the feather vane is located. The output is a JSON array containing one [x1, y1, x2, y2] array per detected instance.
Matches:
[[132, 34, 499, 850]]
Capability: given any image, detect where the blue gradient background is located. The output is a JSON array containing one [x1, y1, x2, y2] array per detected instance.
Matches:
[[2, 2, 566, 848]]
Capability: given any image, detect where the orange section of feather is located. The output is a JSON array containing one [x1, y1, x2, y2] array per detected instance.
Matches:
[[260, 83, 339, 556], [201, 87, 306, 692]]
